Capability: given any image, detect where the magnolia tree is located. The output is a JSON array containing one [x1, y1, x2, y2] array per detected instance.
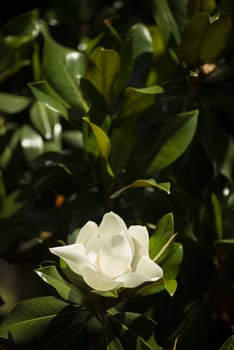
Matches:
[[0, 0, 234, 349]]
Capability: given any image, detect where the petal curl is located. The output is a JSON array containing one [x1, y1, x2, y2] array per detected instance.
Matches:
[[135, 255, 163, 281], [76, 221, 98, 245], [115, 272, 148, 288], [49, 243, 94, 275], [81, 266, 120, 291]]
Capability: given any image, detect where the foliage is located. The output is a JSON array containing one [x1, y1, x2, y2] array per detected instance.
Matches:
[[0, 0, 234, 349]]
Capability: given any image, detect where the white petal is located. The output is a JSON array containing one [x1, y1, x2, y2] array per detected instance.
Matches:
[[98, 231, 133, 279], [86, 211, 128, 253], [135, 255, 163, 281], [98, 211, 128, 238], [115, 272, 148, 288], [128, 225, 149, 270], [49, 243, 94, 275], [81, 266, 120, 291], [128, 225, 149, 256], [76, 221, 98, 245]]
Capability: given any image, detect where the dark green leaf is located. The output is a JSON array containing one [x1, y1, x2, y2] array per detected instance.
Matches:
[[179, 11, 232, 67], [211, 193, 223, 240], [120, 87, 155, 119], [1, 10, 39, 47], [0, 296, 73, 343], [0, 93, 31, 114], [41, 25, 88, 113], [147, 109, 198, 174], [162, 243, 183, 295], [0, 190, 26, 219], [187, 0, 217, 18], [153, 0, 180, 44]]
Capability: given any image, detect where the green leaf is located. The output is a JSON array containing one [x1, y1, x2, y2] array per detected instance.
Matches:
[[41, 25, 88, 114], [110, 179, 170, 199], [211, 193, 223, 240], [0, 128, 22, 169], [187, 0, 217, 18], [179, 11, 232, 67], [120, 87, 155, 119], [83, 117, 111, 160], [85, 47, 120, 104], [29, 81, 69, 119], [35, 265, 86, 305], [219, 335, 234, 350], [149, 212, 174, 261], [133, 280, 165, 297], [0, 93, 31, 114], [128, 23, 153, 61], [130, 86, 164, 94], [108, 311, 158, 349], [0, 296, 74, 343], [20, 125, 44, 164], [153, 0, 180, 44], [91, 288, 119, 298], [162, 243, 183, 295], [147, 109, 198, 174], [1, 10, 39, 47]]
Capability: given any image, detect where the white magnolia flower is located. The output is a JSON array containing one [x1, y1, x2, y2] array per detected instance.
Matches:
[[50, 212, 163, 291]]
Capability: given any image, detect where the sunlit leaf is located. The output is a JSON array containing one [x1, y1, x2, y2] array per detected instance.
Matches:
[[0, 93, 31, 114], [110, 179, 170, 199], [35, 265, 86, 305], [85, 47, 120, 104], [83, 117, 111, 161]]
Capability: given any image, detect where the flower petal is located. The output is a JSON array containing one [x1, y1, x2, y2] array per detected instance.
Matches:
[[86, 211, 128, 253], [76, 221, 98, 245], [98, 231, 133, 279], [115, 272, 148, 288], [81, 266, 120, 291], [49, 243, 94, 275], [135, 255, 163, 281], [128, 225, 149, 270], [128, 225, 149, 256]]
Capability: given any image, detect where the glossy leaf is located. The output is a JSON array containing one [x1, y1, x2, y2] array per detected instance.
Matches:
[[149, 212, 174, 262], [128, 23, 153, 61], [162, 243, 183, 295], [0, 296, 73, 343], [0, 93, 31, 114], [29, 81, 69, 119], [1, 10, 39, 47], [41, 25, 89, 113], [120, 87, 155, 118], [153, 0, 180, 44], [110, 179, 170, 199], [147, 109, 198, 174], [85, 47, 120, 104], [20, 125, 44, 164], [35, 265, 86, 305], [179, 11, 232, 67]]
